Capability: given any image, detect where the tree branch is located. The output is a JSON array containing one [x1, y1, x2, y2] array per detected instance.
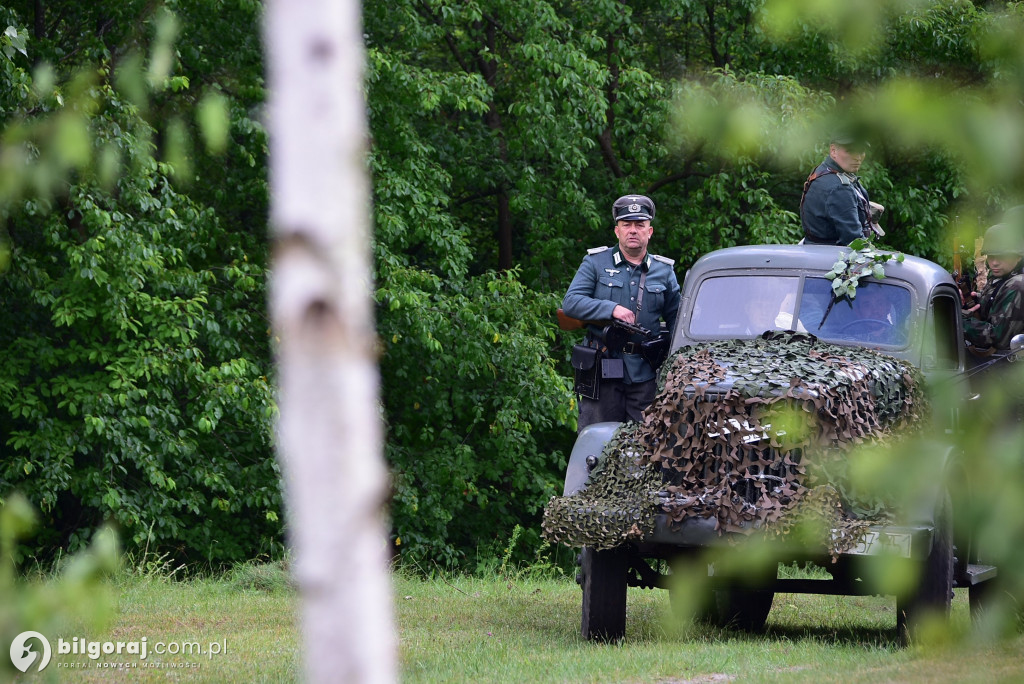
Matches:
[[646, 143, 706, 194], [704, 1, 724, 68], [599, 33, 623, 178], [413, 0, 475, 74]]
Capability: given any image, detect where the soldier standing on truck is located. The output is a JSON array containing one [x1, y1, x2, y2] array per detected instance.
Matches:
[[800, 128, 883, 245], [964, 215, 1024, 353], [562, 194, 680, 431]]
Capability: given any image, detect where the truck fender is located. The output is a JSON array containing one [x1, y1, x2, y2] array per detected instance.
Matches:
[[905, 441, 962, 528], [563, 422, 622, 496]]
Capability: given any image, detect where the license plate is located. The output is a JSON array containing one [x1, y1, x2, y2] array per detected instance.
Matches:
[[846, 530, 913, 556]]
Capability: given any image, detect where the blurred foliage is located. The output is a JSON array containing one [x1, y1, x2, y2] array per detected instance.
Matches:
[[0, 493, 118, 679], [659, 0, 1024, 639], [2, 0, 1024, 576]]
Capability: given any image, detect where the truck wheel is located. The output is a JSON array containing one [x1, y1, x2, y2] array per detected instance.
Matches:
[[580, 546, 628, 641], [711, 587, 774, 632], [897, 490, 953, 640]]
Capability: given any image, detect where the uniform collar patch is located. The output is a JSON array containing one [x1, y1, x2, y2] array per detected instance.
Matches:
[[612, 249, 650, 270]]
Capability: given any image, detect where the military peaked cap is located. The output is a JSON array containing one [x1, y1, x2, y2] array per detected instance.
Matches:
[[612, 194, 655, 222]]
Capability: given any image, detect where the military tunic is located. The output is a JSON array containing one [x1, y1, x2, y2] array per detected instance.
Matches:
[[801, 157, 872, 246], [562, 246, 681, 384]]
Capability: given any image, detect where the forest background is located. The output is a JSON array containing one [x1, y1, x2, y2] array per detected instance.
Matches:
[[1, 0, 1023, 572]]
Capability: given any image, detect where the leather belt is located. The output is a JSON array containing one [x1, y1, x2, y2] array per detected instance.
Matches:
[[622, 342, 641, 354]]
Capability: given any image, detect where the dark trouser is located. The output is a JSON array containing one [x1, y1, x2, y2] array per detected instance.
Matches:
[[577, 378, 657, 432]]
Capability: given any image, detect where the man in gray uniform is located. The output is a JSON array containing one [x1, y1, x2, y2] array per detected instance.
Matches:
[[800, 130, 877, 245], [562, 194, 681, 431]]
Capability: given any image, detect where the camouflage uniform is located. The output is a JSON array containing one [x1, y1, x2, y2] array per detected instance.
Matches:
[[963, 264, 1024, 350], [963, 219, 1024, 351]]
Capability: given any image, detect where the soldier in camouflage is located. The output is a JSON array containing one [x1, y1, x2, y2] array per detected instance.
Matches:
[[563, 194, 681, 430], [963, 218, 1024, 351]]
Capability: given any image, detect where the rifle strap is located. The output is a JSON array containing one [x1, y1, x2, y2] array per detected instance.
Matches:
[[799, 167, 837, 216], [800, 166, 874, 238], [636, 268, 647, 313]]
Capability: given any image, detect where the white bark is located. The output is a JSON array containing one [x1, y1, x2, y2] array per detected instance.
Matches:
[[265, 0, 395, 682]]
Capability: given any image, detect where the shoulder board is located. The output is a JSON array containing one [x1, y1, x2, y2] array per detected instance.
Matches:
[[587, 246, 610, 255], [650, 254, 675, 266], [837, 173, 852, 186]]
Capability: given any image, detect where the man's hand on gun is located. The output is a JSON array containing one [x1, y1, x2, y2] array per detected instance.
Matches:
[[604, 306, 652, 339], [612, 304, 636, 326], [557, 307, 668, 370], [557, 308, 651, 336]]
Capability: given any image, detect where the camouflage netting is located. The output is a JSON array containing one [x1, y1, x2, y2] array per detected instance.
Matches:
[[542, 332, 930, 556], [541, 426, 663, 551]]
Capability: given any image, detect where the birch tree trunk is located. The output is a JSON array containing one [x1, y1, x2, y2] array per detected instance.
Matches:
[[265, 1, 395, 681]]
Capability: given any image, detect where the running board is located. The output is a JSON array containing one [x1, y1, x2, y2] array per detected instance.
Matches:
[[957, 563, 997, 588]]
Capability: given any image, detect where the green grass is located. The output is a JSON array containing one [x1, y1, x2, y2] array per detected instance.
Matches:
[[394, 572, 1022, 684], [48, 571, 300, 683], [37, 563, 1024, 683]]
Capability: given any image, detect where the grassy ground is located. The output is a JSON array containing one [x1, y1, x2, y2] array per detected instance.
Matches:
[[30, 563, 1024, 683], [31, 562, 301, 683], [395, 571, 1023, 684]]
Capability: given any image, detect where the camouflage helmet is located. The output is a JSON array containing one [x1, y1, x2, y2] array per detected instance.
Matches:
[[982, 222, 1024, 257]]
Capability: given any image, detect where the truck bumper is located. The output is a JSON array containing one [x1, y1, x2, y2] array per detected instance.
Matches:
[[647, 513, 934, 561]]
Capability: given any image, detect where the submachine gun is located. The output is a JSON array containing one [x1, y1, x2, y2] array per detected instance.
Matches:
[[557, 309, 671, 400]]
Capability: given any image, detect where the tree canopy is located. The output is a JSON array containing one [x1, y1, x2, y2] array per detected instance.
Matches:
[[2, 0, 1023, 570]]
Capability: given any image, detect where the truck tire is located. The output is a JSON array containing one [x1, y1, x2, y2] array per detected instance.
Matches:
[[897, 490, 953, 640], [711, 587, 774, 632], [580, 546, 628, 641]]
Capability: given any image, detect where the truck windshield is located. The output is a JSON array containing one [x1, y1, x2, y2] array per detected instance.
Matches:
[[689, 275, 912, 347]]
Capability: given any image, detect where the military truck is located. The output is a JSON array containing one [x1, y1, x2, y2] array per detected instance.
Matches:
[[543, 243, 1022, 641]]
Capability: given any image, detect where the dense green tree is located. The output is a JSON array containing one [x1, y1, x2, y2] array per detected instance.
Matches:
[[363, 0, 1008, 288], [3, 0, 1023, 571], [365, 0, 1024, 568], [365, 0, 627, 564], [0, 1, 278, 564]]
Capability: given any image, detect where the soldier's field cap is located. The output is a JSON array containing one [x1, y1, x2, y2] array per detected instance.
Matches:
[[612, 194, 655, 222], [830, 126, 869, 150]]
